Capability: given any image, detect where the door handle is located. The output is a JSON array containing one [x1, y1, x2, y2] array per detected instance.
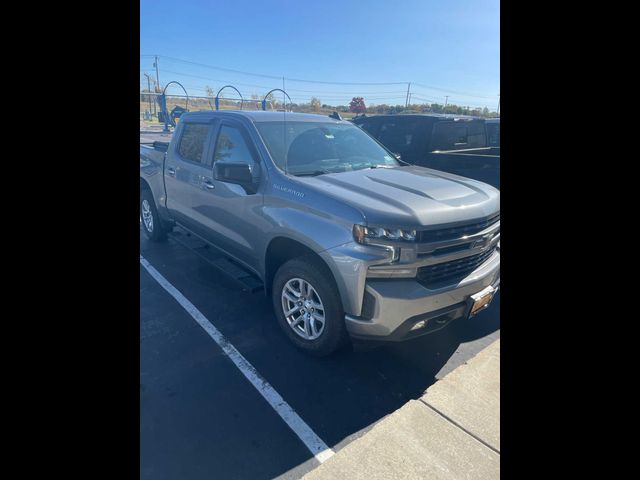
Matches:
[[203, 179, 215, 190], [167, 167, 176, 176]]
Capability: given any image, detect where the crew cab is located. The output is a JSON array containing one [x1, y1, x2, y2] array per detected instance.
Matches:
[[140, 110, 500, 355]]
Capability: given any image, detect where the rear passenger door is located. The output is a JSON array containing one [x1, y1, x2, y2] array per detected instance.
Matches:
[[164, 120, 216, 230]]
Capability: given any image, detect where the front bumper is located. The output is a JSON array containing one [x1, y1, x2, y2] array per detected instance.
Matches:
[[344, 249, 500, 342]]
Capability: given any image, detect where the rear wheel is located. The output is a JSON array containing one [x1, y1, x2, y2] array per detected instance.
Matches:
[[140, 189, 167, 241], [272, 257, 349, 356]]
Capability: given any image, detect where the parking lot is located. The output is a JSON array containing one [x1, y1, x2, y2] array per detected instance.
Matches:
[[140, 223, 500, 480]]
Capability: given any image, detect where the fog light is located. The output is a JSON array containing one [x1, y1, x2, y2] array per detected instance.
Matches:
[[410, 320, 427, 331]]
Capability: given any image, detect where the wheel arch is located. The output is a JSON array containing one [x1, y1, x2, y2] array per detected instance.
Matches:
[[140, 177, 151, 192], [264, 237, 343, 309]]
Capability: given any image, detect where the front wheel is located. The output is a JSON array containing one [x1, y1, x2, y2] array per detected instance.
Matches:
[[272, 257, 349, 356], [140, 189, 167, 241]]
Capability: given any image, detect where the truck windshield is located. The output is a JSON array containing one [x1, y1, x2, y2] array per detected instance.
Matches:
[[255, 121, 400, 176]]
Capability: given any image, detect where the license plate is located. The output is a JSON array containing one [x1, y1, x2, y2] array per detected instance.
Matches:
[[470, 286, 496, 316]]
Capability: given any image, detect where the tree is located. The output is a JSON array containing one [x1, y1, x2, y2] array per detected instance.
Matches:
[[310, 97, 322, 113], [349, 97, 366, 114], [205, 85, 216, 109]]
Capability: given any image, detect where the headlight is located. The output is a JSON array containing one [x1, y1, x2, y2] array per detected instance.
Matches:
[[353, 224, 417, 244]]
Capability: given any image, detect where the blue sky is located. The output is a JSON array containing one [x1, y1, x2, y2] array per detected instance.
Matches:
[[140, 0, 499, 110]]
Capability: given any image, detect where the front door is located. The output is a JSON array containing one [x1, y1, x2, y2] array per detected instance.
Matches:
[[194, 119, 266, 273]]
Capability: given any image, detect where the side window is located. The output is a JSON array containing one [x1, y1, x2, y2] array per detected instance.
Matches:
[[466, 121, 487, 148], [432, 121, 488, 150], [488, 123, 500, 146], [358, 121, 377, 135], [378, 120, 423, 154], [431, 122, 468, 150], [178, 123, 209, 163], [213, 125, 255, 166]]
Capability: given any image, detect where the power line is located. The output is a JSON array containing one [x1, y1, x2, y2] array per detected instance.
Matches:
[[160, 69, 275, 90], [144, 54, 497, 99], [158, 55, 284, 80], [412, 82, 496, 99], [157, 69, 410, 97], [284, 77, 407, 86], [285, 87, 407, 95], [155, 54, 408, 85]]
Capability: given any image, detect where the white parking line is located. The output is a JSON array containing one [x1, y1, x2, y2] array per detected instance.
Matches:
[[140, 255, 335, 463]]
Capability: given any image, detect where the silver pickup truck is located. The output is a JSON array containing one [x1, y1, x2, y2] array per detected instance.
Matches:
[[140, 110, 500, 356]]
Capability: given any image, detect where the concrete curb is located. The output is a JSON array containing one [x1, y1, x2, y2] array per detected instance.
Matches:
[[303, 339, 500, 480]]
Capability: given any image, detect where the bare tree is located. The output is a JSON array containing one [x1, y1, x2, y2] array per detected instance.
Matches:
[[310, 97, 321, 113]]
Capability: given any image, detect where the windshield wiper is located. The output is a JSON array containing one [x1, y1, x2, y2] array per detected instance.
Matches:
[[358, 164, 395, 170], [293, 170, 331, 177]]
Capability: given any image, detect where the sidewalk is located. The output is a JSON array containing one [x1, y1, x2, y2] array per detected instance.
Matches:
[[304, 339, 500, 480]]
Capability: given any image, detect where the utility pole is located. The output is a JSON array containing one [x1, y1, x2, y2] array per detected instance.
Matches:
[[151, 78, 157, 115], [444, 95, 449, 112], [497, 94, 500, 115], [405, 82, 411, 109], [153, 56, 161, 91], [143, 73, 153, 114]]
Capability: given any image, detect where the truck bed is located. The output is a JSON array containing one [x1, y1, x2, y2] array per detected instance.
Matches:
[[422, 150, 500, 189], [140, 130, 173, 145]]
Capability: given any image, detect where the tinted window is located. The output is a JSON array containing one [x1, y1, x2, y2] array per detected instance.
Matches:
[[358, 120, 378, 135], [378, 120, 425, 156], [431, 120, 486, 150], [214, 126, 255, 166], [178, 123, 209, 162], [487, 123, 500, 147]]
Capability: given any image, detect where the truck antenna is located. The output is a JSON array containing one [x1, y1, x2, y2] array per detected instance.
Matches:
[[283, 77, 288, 175]]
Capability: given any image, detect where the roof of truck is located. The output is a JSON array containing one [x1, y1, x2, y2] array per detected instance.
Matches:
[[352, 113, 484, 122], [179, 110, 345, 123]]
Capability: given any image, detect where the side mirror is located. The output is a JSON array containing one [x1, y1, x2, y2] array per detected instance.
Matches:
[[214, 162, 257, 193], [393, 152, 402, 160]]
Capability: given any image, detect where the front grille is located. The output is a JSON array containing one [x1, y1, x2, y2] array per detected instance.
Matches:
[[417, 213, 500, 243], [417, 245, 497, 288]]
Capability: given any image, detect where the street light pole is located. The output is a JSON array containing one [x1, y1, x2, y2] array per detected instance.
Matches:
[[444, 95, 449, 112]]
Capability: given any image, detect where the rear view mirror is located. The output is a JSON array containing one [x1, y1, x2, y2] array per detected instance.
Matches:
[[214, 162, 256, 193]]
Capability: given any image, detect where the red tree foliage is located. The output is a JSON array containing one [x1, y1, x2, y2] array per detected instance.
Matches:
[[349, 97, 366, 113]]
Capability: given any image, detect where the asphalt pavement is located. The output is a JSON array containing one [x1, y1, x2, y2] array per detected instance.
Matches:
[[140, 226, 500, 479]]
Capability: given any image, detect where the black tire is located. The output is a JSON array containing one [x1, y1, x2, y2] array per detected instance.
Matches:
[[272, 256, 349, 356], [140, 189, 168, 241]]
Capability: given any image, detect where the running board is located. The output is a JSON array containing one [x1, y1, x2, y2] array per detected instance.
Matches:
[[168, 228, 264, 293]]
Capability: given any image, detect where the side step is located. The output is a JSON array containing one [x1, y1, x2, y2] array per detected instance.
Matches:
[[168, 228, 264, 293]]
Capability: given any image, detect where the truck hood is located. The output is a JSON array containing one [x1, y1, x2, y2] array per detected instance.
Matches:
[[295, 165, 500, 227]]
